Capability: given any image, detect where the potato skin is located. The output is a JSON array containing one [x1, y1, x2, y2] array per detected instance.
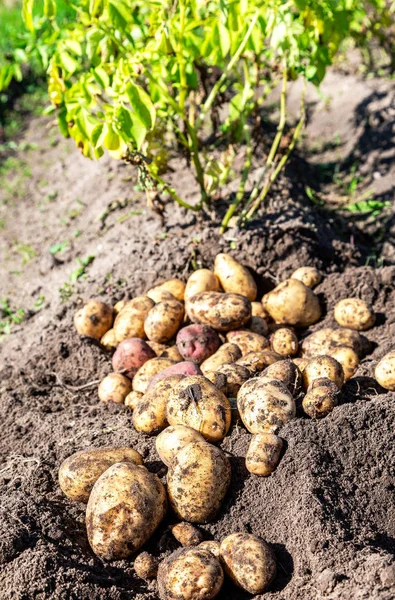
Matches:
[[262, 360, 302, 396], [264, 279, 321, 327], [214, 253, 257, 301], [144, 299, 184, 344], [125, 390, 143, 410], [156, 425, 205, 467], [100, 328, 118, 352], [134, 552, 158, 579], [271, 327, 298, 357], [236, 350, 281, 374], [205, 363, 251, 397], [186, 291, 252, 332], [237, 378, 296, 434], [98, 373, 132, 403], [158, 547, 224, 600], [59, 447, 143, 503], [219, 533, 276, 594], [113, 296, 155, 342], [167, 441, 231, 523], [132, 376, 184, 435], [199, 541, 221, 558], [176, 324, 221, 364], [113, 300, 127, 315], [74, 300, 113, 340], [303, 378, 339, 418], [166, 376, 231, 443], [303, 355, 344, 390], [327, 346, 359, 381], [132, 357, 177, 393], [291, 266, 322, 289], [251, 301, 269, 319], [112, 338, 156, 379], [86, 462, 167, 559], [171, 522, 204, 547], [375, 351, 395, 391], [200, 343, 242, 374], [147, 278, 186, 303], [160, 345, 183, 361], [334, 298, 375, 331], [185, 269, 220, 300], [246, 433, 283, 476], [148, 361, 203, 389], [226, 330, 269, 355], [301, 327, 367, 358], [292, 357, 309, 372]]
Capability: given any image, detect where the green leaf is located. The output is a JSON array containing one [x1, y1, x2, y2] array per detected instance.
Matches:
[[22, 0, 34, 32], [59, 51, 79, 74], [89, 0, 104, 18], [116, 106, 134, 139], [91, 123, 104, 147], [86, 28, 105, 59], [44, 0, 56, 19], [126, 83, 155, 130], [57, 106, 69, 138], [104, 124, 120, 150], [108, 0, 129, 29], [93, 66, 110, 89]]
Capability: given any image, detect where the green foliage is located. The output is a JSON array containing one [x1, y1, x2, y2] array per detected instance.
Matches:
[[0, 297, 25, 338]]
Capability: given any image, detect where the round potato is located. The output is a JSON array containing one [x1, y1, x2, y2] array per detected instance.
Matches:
[[262, 360, 302, 396], [303, 355, 344, 390], [112, 338, 156, 379], [148, 361, 203, 389], [226, 330, 269, 355], [334, 298, 375, 331], [214, 253, 257, 301], [199, 541, 221, 558], [86, 462, 167, 559], [144, 299, 184, 344], [201, 343, 242, 374], [147, 278, 186, 303], [219, 533, 276, 594], [186, 291, 252, 332], [185, 269, 220, 300], [249, 316, 269, 337], [251, 301, 270, 319], [147, 289, 176, 304], [74, 300, 113, 340], [159, 345, 183, 361], [291, 266, 322, 289], [375, 350, 395, 391], [147, 341, 168, 356], [158, 547, 224, 600], [125, 390, 143, 410], [59, 446, 143, 503], [327, 346, 359, 381], [156, 425, 205, 467], [301, 327, 367, 359], [206, 363, 251, 397], [132, 357, 177, 393], [98, 373, 132, 403], [237, 378, 296, 434], [236, 350, 281, 374], [270, 327, 298, 357], [167, 440, 231, 523], [176, 324, 221, 364], [171, 522, 204, 547], [113, 300, 127, 315], [100, 328, 118, 352], [134, 552, 158, 579], [303, 378, 339, 418], [113, 296, 155, 342], [133, 376, 184, 435], [246, 433, 283, 476], [264, 279, 321, 327]]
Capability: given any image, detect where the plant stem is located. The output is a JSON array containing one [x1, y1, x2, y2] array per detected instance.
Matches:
[[186, 123, 209, 205], [178, 0, 188, 112], [149, 171, 200, 212]]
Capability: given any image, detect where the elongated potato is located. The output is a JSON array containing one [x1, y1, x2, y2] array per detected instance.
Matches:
[[185, 269, 220, 300], [375, 350, 395, 391], [147, 278, 186, 302], [303, 355, 344, 390], [201, 343, 242, 374], [237, 350, 281, 374], [237, 378, 295, 434], [100, 328, 118, 352], [166, 376, 231, 443], [220, 533, 276, 594], [270, 327, 298, 357], [125, 390, 143, 410], [172, 522, 204, 547], [132, 357, 177, 393], [156, 425, 205, 467], [226, 330, 269, 355], [112, 338, 156, 378], [132, 376, 184, 435], [263, 279, 321, 327], [301, 327, 367, 358], [167, 440, 231, 523], [262, 360, 302, 396], [291, 266, 322, 289], [158, 547, 224, 600], [98, 373, 132, 403], [334, 298, 375, 331], [186, 292, 252, 332], [214, 253, 257, 301], [59, 446, 143, 503], [86, 462, 167, 559], [144, 299, 184, 343], [303, 378, 339, 418], [327, 346, 359, 381], [113, 296, 155, 342], [206, 363, 251, 397], [246, 433, 283, 476], [74, 300, 113, 340]]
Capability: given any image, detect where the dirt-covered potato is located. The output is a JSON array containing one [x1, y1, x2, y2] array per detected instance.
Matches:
[[148, 289, 177, 304], [167, 440, 231, 523], [125, 390, 143, 410], [59, 446, 143, 503], [185, 269, 220, 300], [147, 341, 168, 356], [158, 547, 224, 600], [292, 357, 309, 372], [147, 278, 186, 303], [113, 296, 155, 342], [172, 522, 204, 547], [148, 361, 203, 389], [249, 316, 269, 337], [156, 425, 205, 467], [334, 298, 376, 331], [262, 360, 302, 396], [214, 253, 257, 301], [327, 346, 360, 381], [166, 376, 231, 443], [113, 300, 127, 315], [246, 433, 283, 477], [303, 355, 344, 390], [133, 376, 184, 435], [237, 378, 296, 434], [301, 327, 367, 358], [199, 541, 221, 558], [100, 328, 118, 351], [159, 345, 183, 361], [303, 378, 339, 418], [132, 358, 177, 393], [226, 330, 269, 355], [144, 299, 184, 344], [291, 266, 322, 289], [186, 291, 252, 332], [74, 300, 113, 340], [112, 338, 156, 379], [134, 552, 158, 579], [375, 350, 395, 391], [201, 343, 242, 374], [263, 279, 321, 327], [176, 324, 221, 364], [236, 350, 281, 374], [270, 327, 298, 357], [251, 301, 269, 319], [86, 462, 167, 559], [206, 363, 251, 397], [98, 373, 132, 403], [219, 533, 276, 594]]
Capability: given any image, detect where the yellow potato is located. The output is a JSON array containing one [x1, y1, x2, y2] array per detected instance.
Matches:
[[201, 343, 242, 374], [167, 440, 231, 523], [171, 522, 204, 547], [199, 541, 221, 558], [334, 298, 375, 331], [134, 552, 158, 579], [214, 253, 257, 301], [86, 462, 167, 559], [185, 269, 220, 300], [270, 327, 298, 357], [186, 291, 252, 332], [226, 330, 269, 355], [301, 327, 367, 358], [205, 363, 251, 397], [144, 299, 184, 343], [113, 300, 127, 315], [291, 266, 322, 289], [147, 341, 168, 356], [292, 357, 309, 372], [166, 376, 231, 443], [156, 425, 205, 467], [125, 390, 143, 410], [147, 278, 186, 302], [303, 378, 339, 418], [303, 355, 344, 390], [262, 360, 302, 396], [132, 376, 184, 435], [58, 446, 143, 503], [100, 328, 118, 351], [327, 346, 359, 381], [98, 373, 132, 403], [160, 345, 183, 361], [264, 279, 321, 327], [246, 433, 283, 476], [113, 296, 155, 342], [375, 350, 395, 391], [132, 357, 177, 393], [236, 350, 281, 374], [251, 301, 269, 319], [237, 378, 295, 434], [74, 300, 113, 340], [249, 316, 269, 337]]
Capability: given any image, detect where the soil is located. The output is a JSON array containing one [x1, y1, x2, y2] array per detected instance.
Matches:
[[0, 65, 394, 600]]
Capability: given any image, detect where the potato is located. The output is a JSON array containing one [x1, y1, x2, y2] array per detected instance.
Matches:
[[148, 361, 203, 389], [167, 440, 231, 523], [98, 373, 132, 403], [375, 350, 395, 391], [86, 462, 167, 559], [176, 324, 221, 364], [292, 357, 309, 372], [251, 301, 269, 319], [249, 316, 269, 336], [147, 278, 186, 303], [113, 300, 127, 315], [214, 253, 257, 301], [133, 376, 184, 435], [301, 327, 367, 358], [185, 269, 220, 300], [159, 345, 183, 361], [237, 378, 296, 434], [201, 343, 242, 374], [134, 552, 159, 579], [246, 433, 283, 476], [334, 298, 376, 331], [74, 300, 113, 340], [147, 341, 168, 356], [327, 346, 359, 381], [172, 522, 204, 547], [186, 291, 252, 332], [144, 299, 185, 344], [270, 327, 298, 357], [156, 425, 205, 467], [113, 296, 155, 342], [226, 330, 269, 355], [236, 350, 281, 374], [291, 266, 322, 289], [262, 360, 302, 396], [59, 446, 143, 503], [219, 533, 276, 594], [206, 363, 251, 397], [303, 378, 339, 418], [303, 355, 344, 390], [132, 357, 177, 393], [158, 547, 224, 600], [166, 376, 231, 443], [264, 279, 321, 327], [199, 541, 221, 558], [112, 338, 156, 379], [100, 328, 118, 352], [125, 390, 143, 410], [148, 289, 177, 303]]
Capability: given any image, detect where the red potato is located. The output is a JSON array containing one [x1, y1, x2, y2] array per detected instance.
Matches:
[[176, 325, 221, 364], [112, 338, 156, 379], [148, 361, 203, 390]]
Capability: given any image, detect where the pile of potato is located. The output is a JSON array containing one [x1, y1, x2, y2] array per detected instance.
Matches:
[[63, 254, 394, 599]]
